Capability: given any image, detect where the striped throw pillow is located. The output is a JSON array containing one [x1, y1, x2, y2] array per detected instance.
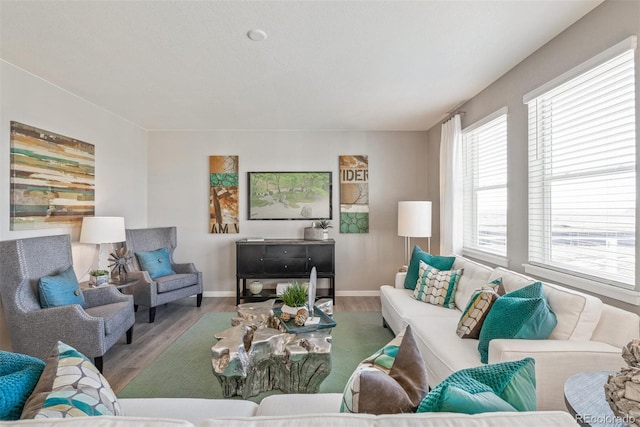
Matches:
[[412, 261, 463, 309], [456, 279, 502, 339]]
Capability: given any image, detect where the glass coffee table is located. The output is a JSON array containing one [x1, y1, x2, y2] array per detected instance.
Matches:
[[211, 300, 335, 399]]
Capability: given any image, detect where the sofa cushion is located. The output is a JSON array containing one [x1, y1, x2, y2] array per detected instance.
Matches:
[[489, 267, 603, 341], [412, 261, 463, 309], [456, 279, 502, 339], [452, 256, 494, 312], [84, 301, 133, 335], [341, 326, 429, 414], [404, 246, 456, 290], [38, 266, 85, 309], [0, 351, 45, 420], [21, 342, 122, 419], [120, 398, 259, 425], [478, 282, 557, 364], [417, 358, 536, 414], [155, 273, 198, 293], [136, 248, 176, 279]]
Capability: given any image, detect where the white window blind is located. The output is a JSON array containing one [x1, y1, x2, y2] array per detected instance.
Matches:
[[463, 110, 508, 257], [527, 44, 636, 288]]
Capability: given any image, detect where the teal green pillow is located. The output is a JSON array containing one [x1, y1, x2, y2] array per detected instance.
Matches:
[[478, 282, 557, 364], [136, 247, 176, 279], [404, 245, 456, 290], [38, 266, 85, 309], [417, 357, 536, 414], [0, 351, 45, 420]]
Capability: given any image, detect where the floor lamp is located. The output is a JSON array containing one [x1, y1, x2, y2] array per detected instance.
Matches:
[[80, 216, 126, 274], [398, 201, 432, 270]]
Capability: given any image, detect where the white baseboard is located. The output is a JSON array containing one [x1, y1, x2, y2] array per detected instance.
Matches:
[[200, 290, 381, 298]]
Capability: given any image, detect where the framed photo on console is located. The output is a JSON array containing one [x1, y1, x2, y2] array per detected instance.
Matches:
[[248, 171, 332, 220]]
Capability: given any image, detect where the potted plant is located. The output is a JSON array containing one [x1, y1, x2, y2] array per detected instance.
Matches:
[[316, 220, 332, 240], [280, 282, 309, 325], [89, 269, 110, 287]]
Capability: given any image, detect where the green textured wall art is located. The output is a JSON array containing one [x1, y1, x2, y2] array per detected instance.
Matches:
[[339, 155, 369, 233], [209, 155, 239, 233]]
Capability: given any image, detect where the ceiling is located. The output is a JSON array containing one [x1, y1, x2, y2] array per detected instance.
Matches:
[[0, 0, 603, 131]]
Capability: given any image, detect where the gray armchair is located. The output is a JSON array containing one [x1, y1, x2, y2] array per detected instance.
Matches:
[[124, 227, 203, 323], [0, 234, 135, 372]]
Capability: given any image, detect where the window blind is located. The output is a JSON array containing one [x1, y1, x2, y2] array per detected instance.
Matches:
[[527, 47, 636, 288], [463, 111, 508, 257]]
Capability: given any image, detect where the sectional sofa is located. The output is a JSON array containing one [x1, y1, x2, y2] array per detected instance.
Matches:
[[6, 394, 579, 426], [380, 254, 640, 411]]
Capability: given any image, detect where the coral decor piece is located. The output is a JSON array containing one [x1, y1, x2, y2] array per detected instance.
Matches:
[[605, 339, 640, 426]]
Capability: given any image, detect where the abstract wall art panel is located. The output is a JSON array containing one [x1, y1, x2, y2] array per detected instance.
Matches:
[[209, 155, 239, 233], [10, 121, 95, 230], [339, 155, 369, 233]]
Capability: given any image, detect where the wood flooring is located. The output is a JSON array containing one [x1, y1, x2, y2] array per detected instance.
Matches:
[[103, 296, 381, 393]]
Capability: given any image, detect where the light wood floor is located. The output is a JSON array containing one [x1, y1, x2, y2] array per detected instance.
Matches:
[[103, 296, 381, 393]]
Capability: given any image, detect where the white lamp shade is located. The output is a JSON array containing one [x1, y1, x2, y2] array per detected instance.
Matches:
[[398, 201, 432, 237], [80, 216, 126, 244]]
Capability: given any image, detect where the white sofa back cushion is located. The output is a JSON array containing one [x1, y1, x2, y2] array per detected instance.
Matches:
[[489, 267, 602, 341], [452, 256, 493, 312]]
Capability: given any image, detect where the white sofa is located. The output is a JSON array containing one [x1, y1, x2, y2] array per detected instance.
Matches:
[[5, 394, 579, 426], [380, 254, 640, 411]]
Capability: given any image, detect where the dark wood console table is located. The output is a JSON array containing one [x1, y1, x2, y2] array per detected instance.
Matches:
[[235, 239, 335, 305]]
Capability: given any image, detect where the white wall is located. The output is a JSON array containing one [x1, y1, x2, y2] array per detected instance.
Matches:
[[426, 0, 640, 310], [147, 130, 429, 296], [0, 61, 149, 349]]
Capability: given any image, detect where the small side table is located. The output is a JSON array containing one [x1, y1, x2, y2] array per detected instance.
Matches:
[[564, 371, 629, 427], [80, 278, 138, 292]]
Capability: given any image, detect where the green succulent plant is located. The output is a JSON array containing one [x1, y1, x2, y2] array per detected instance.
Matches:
[[280, 282, 308, 307], [90, 269, 110, 276], [315, 220, 333, 229]]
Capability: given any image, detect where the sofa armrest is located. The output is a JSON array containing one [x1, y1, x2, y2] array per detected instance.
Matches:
[[172, 262, 199, 274], [488, 339, 624, 411], [83, 284, 132, 308], [395, 272, 406, 289]]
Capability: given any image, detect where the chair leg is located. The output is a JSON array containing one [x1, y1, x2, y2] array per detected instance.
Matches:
[[94, 356, 103, 373], [197, 293, 203, 307], [126, 325, 133, 344], [149, 307, 156, 323], [134, 304, 139, 312]]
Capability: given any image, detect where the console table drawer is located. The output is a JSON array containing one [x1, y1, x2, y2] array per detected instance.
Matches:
[[265, 245, 306, 258], [264, 258, 307, 274]]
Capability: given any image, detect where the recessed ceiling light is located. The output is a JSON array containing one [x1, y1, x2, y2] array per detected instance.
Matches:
[[247, 29, 267, 42]]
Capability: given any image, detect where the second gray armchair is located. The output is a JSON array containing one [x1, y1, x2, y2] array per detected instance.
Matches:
[[124, 226, 203, 323]]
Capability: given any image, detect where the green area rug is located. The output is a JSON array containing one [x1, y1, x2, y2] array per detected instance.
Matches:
[[118, 311, 394, 402]]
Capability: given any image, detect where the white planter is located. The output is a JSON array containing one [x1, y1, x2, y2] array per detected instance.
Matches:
[[89, 275, 109, 287], [249, 281, 263, 295]]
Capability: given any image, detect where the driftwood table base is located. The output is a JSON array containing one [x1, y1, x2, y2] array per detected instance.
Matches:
[[211, 300, 332, 398]]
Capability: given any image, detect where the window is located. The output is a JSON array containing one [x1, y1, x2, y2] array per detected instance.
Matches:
[[525, 37, 636, 289], [462, 109, 508, 259]]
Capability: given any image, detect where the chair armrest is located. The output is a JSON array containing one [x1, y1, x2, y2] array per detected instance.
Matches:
[[488, 338, 624, 411], [83, 285, 132, 308], [395, 272, 406, 288], [172, 262, 199, 274]]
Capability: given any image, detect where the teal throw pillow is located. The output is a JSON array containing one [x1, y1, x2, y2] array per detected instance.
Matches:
[[404, 245, 456, 290], [38, 266, 85, 309], [0, 351, 45, 420], [136, 247, 176, 279], [477, 282, 557, 364], [417, 357, 536, 414]]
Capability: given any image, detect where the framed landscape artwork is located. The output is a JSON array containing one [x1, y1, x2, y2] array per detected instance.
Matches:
[[10, 121, 95, 230], [248, 172, 332, 220]]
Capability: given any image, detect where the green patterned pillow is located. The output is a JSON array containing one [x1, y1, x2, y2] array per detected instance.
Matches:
[[20, 342, 122, 419], [341, 326, 429, 414], [417, 357, 536, 414], [478, 282, 557, 364], [412, 261, 463, 309], [0, 351, 45, 420], [456, 279, 502, 339]]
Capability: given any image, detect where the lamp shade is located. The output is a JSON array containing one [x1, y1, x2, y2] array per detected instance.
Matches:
[[79, 216, 126, 244], [398, 201, 432, 237]]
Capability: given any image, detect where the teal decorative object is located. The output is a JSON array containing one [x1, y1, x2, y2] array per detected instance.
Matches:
[[135, 247, 176, 279], [404, 245, 455, 290], [38, 266, 85, 309], [340, 212, 369, 233], [0, 351, 45, 420], [478, 282, 557, 363], [417, 357, 536, 414]]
